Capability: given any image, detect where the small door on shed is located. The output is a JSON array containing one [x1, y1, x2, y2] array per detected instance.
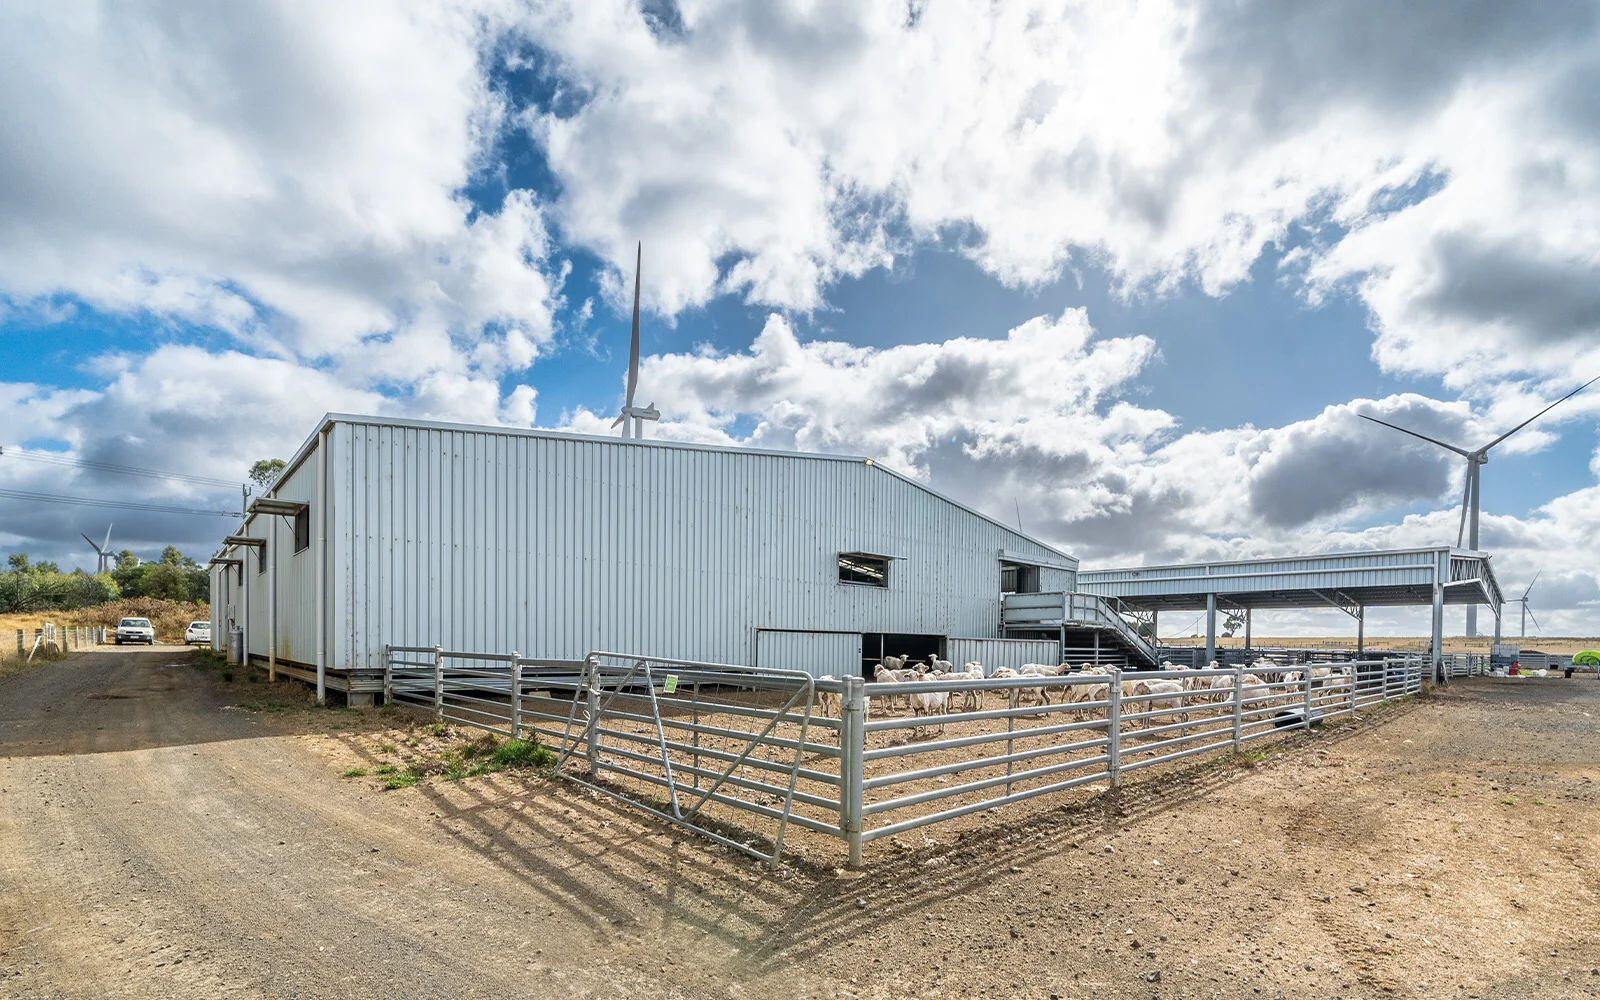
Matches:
[[754, 629, 863, 680]]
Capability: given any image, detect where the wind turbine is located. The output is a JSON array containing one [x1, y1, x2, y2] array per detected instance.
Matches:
[[1360, 375, 1599, 636], [611, 242, 660, 439], [81, 524, 113, 574], [1503, 572, 1542, 638]]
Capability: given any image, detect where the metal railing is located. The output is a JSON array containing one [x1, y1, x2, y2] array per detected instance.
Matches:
[[383, 646, 1423, 870], [383, 646, 838, 870], [1002, 591, 1159, 664]]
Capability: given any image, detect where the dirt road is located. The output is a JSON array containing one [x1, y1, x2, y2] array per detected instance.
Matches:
[[3, 648, 1598, 998]]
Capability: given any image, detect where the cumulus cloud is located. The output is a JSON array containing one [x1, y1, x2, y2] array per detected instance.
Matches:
[[0, 0, 562, 390], [523, 0, 1600, 386]]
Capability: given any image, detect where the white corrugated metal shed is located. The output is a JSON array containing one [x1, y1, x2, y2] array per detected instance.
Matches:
[[212, 413, 1080, 699]]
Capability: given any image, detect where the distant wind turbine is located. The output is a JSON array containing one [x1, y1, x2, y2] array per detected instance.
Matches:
[[1503, 573, 1542, 639], [81, 524, 113, 573], [1360, 375, 1599, 636], [611, 242, 660, 439]]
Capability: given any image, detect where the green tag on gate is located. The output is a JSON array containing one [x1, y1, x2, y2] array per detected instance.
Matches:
[[663, 674, 679, 694]]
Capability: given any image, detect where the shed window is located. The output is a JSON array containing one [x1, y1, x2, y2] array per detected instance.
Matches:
[[1000, 561, 1040, 594], [838, 553, 889, 588], [293, 508, 311, 553]]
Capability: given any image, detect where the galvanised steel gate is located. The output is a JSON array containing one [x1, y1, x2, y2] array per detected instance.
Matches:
[[384, 646, 835, 869]]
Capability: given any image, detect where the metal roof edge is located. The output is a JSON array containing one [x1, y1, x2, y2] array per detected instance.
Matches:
[[1079, 545, 1472, 578]]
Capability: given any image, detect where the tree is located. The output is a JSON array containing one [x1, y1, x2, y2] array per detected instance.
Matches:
[[6, 552, 27, 572], [249, 458, 286, 489], [1220, 611, 1245, 638]]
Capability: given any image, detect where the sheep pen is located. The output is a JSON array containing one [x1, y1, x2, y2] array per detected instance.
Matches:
[[387, 649, 1426, 869]]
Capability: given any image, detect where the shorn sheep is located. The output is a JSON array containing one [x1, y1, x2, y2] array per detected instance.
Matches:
[[815, 675, 840, 717], [934, 661, 986, 712], [873, 658, 922, 712]]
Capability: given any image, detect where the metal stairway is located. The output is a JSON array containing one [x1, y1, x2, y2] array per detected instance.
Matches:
[[1000, 591, 1160, 667]]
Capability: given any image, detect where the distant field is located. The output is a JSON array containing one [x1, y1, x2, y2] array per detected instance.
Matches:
[[1163, 634, 1600, 655]]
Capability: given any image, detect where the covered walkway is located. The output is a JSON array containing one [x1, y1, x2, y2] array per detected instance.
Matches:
[[1078, 547, 1504, 682]]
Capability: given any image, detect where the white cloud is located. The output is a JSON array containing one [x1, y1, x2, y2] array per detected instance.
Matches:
[[523, 0, 1600, 387], [0, 0, 562, 390]]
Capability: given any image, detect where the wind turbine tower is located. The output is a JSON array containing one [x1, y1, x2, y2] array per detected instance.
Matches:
[[1361, 375, 1597, 636], [81, 524, 114, 574], [611, 242, 661, 439]]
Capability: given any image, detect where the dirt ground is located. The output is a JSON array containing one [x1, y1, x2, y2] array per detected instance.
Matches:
[[3, 647, 1598, 998]]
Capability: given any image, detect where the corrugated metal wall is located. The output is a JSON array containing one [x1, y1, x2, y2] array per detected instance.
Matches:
[[316, 419, 1074, 671], [946, 637, 1060, 674], [754, 629, 863, 679]]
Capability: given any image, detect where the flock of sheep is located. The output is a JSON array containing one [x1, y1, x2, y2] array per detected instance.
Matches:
[[815, 655, 1355, 728]]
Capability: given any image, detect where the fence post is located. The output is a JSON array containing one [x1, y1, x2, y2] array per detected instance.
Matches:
[[1106, 667, 1122, 789], [1232, 665, 1244, 749], [839, 675, 866, 869], [381, 644, 393, 706], [1303, 668, 1314, 729], [585, 659, 601, 774], [510, 652, 522, 741], [433, 645, 444, 719], [1348, 664, 1359, 718]]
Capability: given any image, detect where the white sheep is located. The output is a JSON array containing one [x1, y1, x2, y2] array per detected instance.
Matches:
[[815, 675, 840, 718], [927, 661, 986, 712], [873, 660, 921, 712], [1125, 678, 1186, 730], [910, 688, 950, 732]]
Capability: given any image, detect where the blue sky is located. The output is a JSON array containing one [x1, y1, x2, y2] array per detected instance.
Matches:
[[1, 1, 1597, 635]]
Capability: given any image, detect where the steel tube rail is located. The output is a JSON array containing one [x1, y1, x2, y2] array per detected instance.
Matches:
[[591, 740, 840, 813], [587, 721, 841, 787], [862, 713, 1110, 760], [865, 735, 1110, 790], [861, 768, 1112, 842], [863, 752, 1113, 816]]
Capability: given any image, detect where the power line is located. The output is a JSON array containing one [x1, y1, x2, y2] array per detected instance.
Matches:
[[0, 447, 240, 489], [0, 487, 239, 518]]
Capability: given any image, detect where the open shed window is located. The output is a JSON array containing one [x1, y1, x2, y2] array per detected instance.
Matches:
[[1000, 561, 1040, 594], [838, 552, 890, 588], [293, 508, 311, 553]]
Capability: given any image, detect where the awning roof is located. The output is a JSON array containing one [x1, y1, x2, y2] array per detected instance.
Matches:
[[1078, 547, 1503, 614], [248, 497, 307, 517], [223, 534, 266, 549]]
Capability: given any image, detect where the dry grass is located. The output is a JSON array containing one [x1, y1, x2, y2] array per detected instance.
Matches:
[[0, 598, 208, 646]]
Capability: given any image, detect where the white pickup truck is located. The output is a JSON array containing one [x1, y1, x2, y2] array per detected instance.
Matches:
[[114, 617, 156, 645]]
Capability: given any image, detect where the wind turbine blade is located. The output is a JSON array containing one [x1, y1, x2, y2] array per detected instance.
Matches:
[[103, 524, 112, 550], [1525, 607, 1542, 634], [1523, 570, 1540, 599], [1481, 374, 1600, 452], [1357, 414, 1471, 456], [1455, 467, 1471, 547], [624, 241, 641, 410], [81, 532, 100, 552]]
